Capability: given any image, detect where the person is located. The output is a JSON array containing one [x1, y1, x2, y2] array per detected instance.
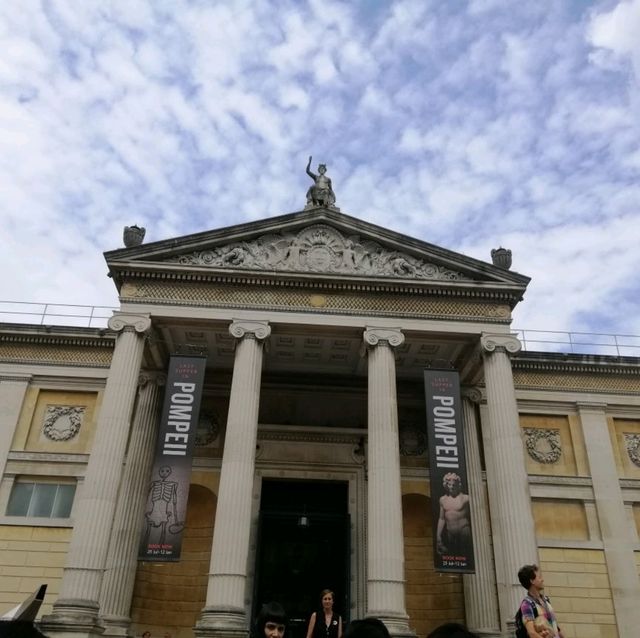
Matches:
[[436, 472, 471, 555], [141, 632, 151, 638], [517, 564, 563, 638], [343, 618, 389, 638], [306, 589, 342, 638], [427, 623, 478, 638], [306, 156, 336, 208], [253, 601, 288, 638]]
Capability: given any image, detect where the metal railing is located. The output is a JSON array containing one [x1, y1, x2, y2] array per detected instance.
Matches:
[[0, 301, 116, 329], [514, 329, 640, 358], [1, 300, 639, 358]]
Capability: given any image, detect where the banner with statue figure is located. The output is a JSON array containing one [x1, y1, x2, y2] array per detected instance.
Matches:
[[138, 355, 206, 561], [424, 369, 475, 573]]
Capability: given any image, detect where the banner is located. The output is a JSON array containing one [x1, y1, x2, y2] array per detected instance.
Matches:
[[138, 355, 206, 561], [424, 369, 475, 573]]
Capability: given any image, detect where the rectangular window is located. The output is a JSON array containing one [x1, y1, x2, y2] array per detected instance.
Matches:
[[6, 481, 76, 518]]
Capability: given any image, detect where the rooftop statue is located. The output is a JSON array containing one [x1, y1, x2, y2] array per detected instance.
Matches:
[[305, 156, 336, 209]]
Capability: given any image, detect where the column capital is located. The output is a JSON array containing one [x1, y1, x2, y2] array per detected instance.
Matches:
[[363, 326, 404, 348], [480, 332, 521, 355], [138, 370, 167, 388], [462, 386, 483, 404], [229, 320, 271, 341], [108, 313, 151, 334]]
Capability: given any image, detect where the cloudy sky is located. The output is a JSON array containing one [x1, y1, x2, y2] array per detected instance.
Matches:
[[1, 0, 639, 348]]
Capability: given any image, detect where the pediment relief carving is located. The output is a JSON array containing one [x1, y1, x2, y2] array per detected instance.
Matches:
[[165, 224, 470, 281]]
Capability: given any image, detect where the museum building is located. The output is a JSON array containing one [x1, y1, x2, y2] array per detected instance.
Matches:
[[0, 204, 640, 638]]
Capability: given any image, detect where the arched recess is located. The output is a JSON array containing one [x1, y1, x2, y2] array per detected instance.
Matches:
[[402, 492, 464, 637], [130, 483, 217, 637]]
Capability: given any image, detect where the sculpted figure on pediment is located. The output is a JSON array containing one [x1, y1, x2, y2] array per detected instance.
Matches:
[[167, 224, 469, 281]]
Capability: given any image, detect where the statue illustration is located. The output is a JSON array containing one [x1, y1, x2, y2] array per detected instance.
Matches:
[[143, 465, 183, 546], [305, 156, 336, 208]]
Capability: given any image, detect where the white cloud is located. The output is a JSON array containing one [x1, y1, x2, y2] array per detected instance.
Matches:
[[0, 0, 639, 340]]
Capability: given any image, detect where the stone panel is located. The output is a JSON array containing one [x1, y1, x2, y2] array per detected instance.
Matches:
[[532, 499, 589, 540], [520, 415, 578, 476], [13, 389, 99, 455], [611, 419, 640, 479], [539, 547, 617, 638], [0, 525, 71, 615]]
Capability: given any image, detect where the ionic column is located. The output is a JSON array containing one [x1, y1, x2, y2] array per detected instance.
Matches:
[[42, 313, 151, 638], [196, 320, 270, 638], [578, 403, 640, 638], [480, 333, 537, 632], [0, 374, 31, 479], [363, 327, 412, 637], [461, 389, 500, 637], [100, 371, 166, 637]]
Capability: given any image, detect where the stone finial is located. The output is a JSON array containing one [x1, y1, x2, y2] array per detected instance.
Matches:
[[305, 155, 337, 209], [123, 225, 146, 248], [491, 247, 512, 269]]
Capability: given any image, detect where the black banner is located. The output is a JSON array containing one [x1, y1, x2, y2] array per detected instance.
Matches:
[[424, 369, 475, 573], [138, 355, 206, 561]]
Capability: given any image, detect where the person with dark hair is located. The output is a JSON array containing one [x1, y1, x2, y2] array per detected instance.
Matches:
[[343, 617, 390, 638], [306, 589, 342, 638], [426, 622, 478, 638], [254, 602, 288, 638], [517, 564, 563, 638]]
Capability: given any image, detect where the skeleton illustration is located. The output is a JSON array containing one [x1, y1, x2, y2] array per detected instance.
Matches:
[[143, 465, 182, 546]]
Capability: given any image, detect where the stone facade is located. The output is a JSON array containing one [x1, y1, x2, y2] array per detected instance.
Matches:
[[0, 209, 639, 638]]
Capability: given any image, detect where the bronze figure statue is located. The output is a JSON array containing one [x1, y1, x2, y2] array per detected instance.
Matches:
[[306, 156, 336, 208]]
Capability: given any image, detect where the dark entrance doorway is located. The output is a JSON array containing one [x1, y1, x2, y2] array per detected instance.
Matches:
[[253, 479, 350, 638]]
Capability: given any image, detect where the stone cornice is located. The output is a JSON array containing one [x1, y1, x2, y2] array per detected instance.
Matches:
[[0, 330, 115, 349], [258, 425, 365, 445], [527, 474, 593, 487], [7, 451, 90, 464], [113, 267, 524, 306], [513, 352, 640, 376]]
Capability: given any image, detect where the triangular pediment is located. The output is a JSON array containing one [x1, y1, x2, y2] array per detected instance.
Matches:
[[105, 208, 529, 291]]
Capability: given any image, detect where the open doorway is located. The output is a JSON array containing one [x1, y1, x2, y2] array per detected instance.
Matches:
[[253, 479, 350, 638]]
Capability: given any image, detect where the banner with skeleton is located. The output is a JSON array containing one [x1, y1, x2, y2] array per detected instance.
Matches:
[[423, 369, 475, 573], [138, 355, 206, 561]]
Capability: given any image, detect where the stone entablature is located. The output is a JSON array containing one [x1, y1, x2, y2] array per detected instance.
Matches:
[[164, 224, 470, 282], [119, 279, 513, 323], [512, 353, 640, 394], [0, 329, 115, 367]]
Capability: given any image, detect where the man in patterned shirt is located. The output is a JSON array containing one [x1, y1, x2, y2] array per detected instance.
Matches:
[[517, 564, 564, 638]]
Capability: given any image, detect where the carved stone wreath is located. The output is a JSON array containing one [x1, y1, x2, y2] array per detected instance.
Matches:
[[42, 406, 85, 441], [195, 410, 220, 447], [399, 424, 428, 456], [623, 433, 640, 468], [523, 428, 562, 464]]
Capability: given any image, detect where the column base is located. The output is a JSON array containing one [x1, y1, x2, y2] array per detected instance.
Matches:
[[194, 608, 249, 638], [100, 614, 132, 637], [40, 599, 103, 638], [370, 614, 415, 638]]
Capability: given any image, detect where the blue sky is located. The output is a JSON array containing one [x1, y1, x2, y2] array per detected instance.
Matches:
[[1, 0, 639, 337]]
